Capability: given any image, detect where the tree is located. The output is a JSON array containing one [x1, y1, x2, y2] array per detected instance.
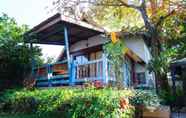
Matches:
[[149, 14, 186, 93], [0, 13, 42, 90], [89, 0, 186, 91]]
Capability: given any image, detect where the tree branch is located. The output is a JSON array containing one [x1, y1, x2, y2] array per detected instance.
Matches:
[[84, 0, 140, 9], [156, 10, 176, 27], [87, 2, 127, 7], [140, 0, 146, 7], [117, 0, 140, 9]]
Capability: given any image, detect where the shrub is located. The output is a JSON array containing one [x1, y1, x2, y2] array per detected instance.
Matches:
[[0, 88, 135, 118], [129, 90, 162, 117], [129, 90, 161, 107]]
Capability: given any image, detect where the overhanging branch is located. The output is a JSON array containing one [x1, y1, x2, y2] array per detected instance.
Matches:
[[79, 0, 140, 9], [118, 0, 140, 9], [156, 10, 176, 27]]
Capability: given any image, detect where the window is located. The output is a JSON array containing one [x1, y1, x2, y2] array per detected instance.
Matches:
[[89, 51, 102, 61], [137, 72, 146, 85]]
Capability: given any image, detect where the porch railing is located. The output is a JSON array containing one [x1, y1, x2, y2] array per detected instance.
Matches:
[[33, 60, 69, 86], [33, 55, 115, 87], [75, 59, 103, 82], [73, 55, 115, 84]]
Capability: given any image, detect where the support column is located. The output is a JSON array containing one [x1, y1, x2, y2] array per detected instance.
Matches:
[[47, 64, 52, 87], [70, 58, 76, 85], [30, 43, 35, 75], [64, 26, 72, 85], [102, 54, 108, 84]]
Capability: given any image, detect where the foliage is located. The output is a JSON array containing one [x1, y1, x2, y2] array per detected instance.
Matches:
[[148, 48, 178, 76], [0, 113, 62, 118], [159, 85, 185, 105], [0, 88, 135, 118], [104, 40, 126, 87], [129, 90, 161, 108], [161, 15, 186, 58], [0, 13, 42, 89], [91, 5, 144, 31], [159, 88, 176, 105], [0, 88, 163, 118]]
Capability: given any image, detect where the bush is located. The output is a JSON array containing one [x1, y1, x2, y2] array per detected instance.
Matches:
[[159, 85, 185, 106], [128, 90, 162, 117], [0, 88, 135, 118], [129, 90, 161, 108]]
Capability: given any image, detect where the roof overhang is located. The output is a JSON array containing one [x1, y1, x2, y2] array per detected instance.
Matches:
[[125, 48, 145, 64], [171, 58, 186, 67], [25, 13, 105, 45]]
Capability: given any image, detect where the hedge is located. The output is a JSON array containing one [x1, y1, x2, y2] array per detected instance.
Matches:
[[0, 88, 136, 118]]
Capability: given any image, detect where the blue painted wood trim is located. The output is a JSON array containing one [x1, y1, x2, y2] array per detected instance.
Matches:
[[75, 77, 103, 83], [52, 80, 69, 85], [76, 59, 102, 66], [64, 26, 71, 85], [102, 54, 108, 84], [70, 59, 76, 85], [47, 64, 52, 87], [107, 62, 110, 81], [50, 74, 69, 80], [52, 59, 67, 65]]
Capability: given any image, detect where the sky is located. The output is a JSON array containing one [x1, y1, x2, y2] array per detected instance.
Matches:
[[0, 0, 63, 63]]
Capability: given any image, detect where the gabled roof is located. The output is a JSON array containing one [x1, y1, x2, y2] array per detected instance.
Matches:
[[26, 13, 105, 45]]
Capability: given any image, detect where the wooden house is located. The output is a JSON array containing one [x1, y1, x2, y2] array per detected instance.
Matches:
[[26, 13, 155, 88]]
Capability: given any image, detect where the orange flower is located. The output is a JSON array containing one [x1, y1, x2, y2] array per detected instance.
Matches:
[[119, 98, 129, 110]]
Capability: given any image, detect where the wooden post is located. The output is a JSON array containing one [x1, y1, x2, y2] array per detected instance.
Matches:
[[47, 64, 52, 87], [102, 54, 108, 84], [30, 43, 35, 75], [123, 63, 127, 87], [64, 26, 71, 85], [70, 58, 76, 85]]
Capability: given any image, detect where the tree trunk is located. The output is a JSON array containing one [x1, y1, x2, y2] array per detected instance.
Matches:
[[138, 6, 162, 93]]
